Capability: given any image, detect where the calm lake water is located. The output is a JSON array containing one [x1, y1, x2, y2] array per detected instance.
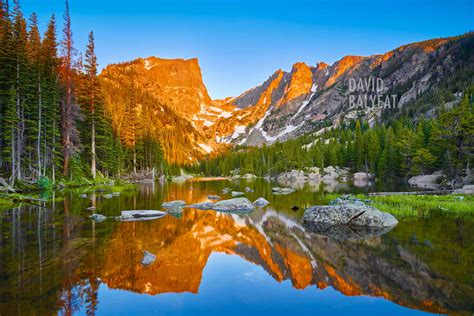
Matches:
[[0, 179, 473, 315]]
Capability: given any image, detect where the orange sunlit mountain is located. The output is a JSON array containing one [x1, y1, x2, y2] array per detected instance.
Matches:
[[99, 34, 474, 164]]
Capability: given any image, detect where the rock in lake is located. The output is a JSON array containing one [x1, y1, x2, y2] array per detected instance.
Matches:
[[118, 210, 167, 222], [272, 187, 295, 195], [166, 207, 183, 218], [186, 201, 214, 210], [222, 187, 232, 194], [208, 195, 221, 200], [231, 191, 245, 196], [79, 194, 88, 198], [353, 172, 373, 180], [408, 171, 444, 190], [112, 192, 120, 197], [245, 187, 254, 192], [141, 250, 156, 266], [303, 198, 398, 240], [162, 200, 186, 209], [212, 198, 254, 213], [89, 214, 106, 222], [103, 194, 113, 199], [242, 173, 257, 179], [254, 197, 270, 207], [453, 185, 474, 195], [86, 206, 96, 211], [172, 175, 188, 182]]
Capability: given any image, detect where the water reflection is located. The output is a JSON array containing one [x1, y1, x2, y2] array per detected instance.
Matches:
[[0, 180, 473, 315]]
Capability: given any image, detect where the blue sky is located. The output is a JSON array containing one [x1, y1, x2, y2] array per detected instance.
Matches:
[[22, 0, 474, 99]]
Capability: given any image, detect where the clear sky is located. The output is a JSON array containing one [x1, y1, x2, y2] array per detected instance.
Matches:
[[22, 0, 474, 99]]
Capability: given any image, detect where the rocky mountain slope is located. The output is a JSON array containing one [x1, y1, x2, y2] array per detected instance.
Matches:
[[100, 33, 474, 163]]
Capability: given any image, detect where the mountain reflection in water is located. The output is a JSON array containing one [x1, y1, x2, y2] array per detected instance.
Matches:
[[0, 180, 472, 315]]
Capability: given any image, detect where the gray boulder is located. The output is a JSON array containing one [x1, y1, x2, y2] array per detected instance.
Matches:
[[103, 194, 113, 199], [353, 172, 373, 180], [254, 197, 270, 207], [86, 206, 96, 211], [208, 195, 221, 200], [162, 200, 186, 209], [245, 187, 254, 192], [89, 214, 107, 222], [118, 210, 167, 222], [303, 201, 398, 239], [453, 185, 474, 195], [186, 201, 214, 210], [231, 191, 245, 196], [408, 171, 444, 190], [212, 198, 254, 213], [222, 187, 232, 194], [141, 251, 156, 266]]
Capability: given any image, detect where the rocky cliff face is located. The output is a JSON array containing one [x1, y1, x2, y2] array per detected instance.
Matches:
[[100, 33, 474, 162], [100, 57, 231, 164], [218, 33, 474, 146]]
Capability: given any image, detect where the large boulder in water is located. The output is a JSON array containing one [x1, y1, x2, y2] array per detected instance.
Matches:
[[408, 171, 444, 190], [211, 198, 254, 213], [303, 198, 398, 240]]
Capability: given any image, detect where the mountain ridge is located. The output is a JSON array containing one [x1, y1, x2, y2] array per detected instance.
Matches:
[[100, 32, 474, 164]]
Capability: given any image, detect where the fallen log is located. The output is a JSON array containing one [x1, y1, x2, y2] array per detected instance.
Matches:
[[0, 177, 15, 193]]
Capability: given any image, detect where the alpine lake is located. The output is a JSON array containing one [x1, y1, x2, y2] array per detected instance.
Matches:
[[0, 178, 473, 315]]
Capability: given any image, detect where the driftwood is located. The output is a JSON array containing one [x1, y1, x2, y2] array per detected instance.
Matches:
[[368, 190, 453, 196], [0, 177, 15, 192]]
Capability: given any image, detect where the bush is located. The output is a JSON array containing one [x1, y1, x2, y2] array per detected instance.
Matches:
[[37, 176, 53, 190]]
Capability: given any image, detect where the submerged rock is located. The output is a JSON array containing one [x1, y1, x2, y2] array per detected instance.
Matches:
[[166, 207, 183, 218], [254, 197, 270, 207], [245, 187, 254, 192], [208, 195, 221, 200], [86, 206, 96, 211], [186, 201, 214, 210], [103, 194, 113, 199], [222, 187, 232, 194], [162, 200, 186, 209], [272, 187, 295, 195], [112, 192, 120, 197], [89, 214, 106, 222], [212, 198, 254, 213], [231, 191, 245, 196], [141, 250, 156, 266], [303, 198, 398, 240]]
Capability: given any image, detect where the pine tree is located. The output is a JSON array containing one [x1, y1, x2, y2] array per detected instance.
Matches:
[[60, 0, 81, 176]]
